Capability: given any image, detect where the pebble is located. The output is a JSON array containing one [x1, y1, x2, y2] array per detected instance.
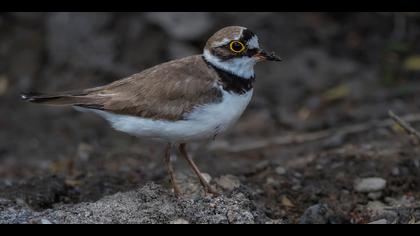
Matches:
[[391, 167, 400, 176], [265, 219, 285, 224], [368, 219, 388, 224], [215, 175, 241, 191], [265, 177, 279, 185], [41, 219, 52, 224], [202, 173, 212, 183], [169, 218, 189, 224], [354, 177, 386, 193], [280, 196, 295, 208], [275, 166, 286, 175], [299, 204, 332, 224], [368, 191, 383, 200], [0, 198, 12, 205], [255, 160, 269, 170], [366, 201, 388, 217]]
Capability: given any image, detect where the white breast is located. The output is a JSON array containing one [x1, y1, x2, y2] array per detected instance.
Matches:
[[81, 89, 253, 143]]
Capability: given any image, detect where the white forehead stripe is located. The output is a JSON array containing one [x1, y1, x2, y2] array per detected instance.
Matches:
[[247, 35, 259, 49]]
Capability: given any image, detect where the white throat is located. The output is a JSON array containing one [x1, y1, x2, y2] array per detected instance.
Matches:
[[203, 49, 256, 79]]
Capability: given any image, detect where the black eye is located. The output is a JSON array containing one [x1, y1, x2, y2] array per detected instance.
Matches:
[[229, 41, 246, 53]]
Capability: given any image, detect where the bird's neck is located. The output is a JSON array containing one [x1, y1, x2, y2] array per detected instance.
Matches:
[[202, 50, 256, 79], [202, 54, 255, 95]]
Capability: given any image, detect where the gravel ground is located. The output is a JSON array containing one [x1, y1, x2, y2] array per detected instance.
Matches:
[[1, 12, 420, 224]]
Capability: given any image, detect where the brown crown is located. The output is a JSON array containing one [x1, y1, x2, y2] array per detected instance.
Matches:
[[205, 26, 247, 49]]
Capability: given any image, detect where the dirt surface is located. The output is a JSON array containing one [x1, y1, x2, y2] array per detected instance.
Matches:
[[1, 12, 420, 224]]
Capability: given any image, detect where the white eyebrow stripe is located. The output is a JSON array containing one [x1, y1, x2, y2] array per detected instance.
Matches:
[[238, 27, 244, 40], [212, 38, 231, 47], [211, 28, 245, 47]]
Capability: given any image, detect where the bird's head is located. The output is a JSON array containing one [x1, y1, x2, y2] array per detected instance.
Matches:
[[203, 26, 281, 79]]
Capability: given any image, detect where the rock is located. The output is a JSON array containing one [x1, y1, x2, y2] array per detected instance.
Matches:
[[366, 201, 387, 216], [265, 177, 279, 185], [169, 218, 189, 224], [367, 191, 382, 200], [176, 172, 214, 197], [368, 219, 388, 224], [365, 200, 398, 222], [299, 204, 333, 224], [391, 167, 400, 176], [202, 173, 212, 183], [265, 219, 285, 224], [275, 166, 286, 175], [280, 196, 295, 208], [354, 177, 387, 193], [385, 195, 416, 208], [0, 76, 8, 96], [40, 219, 52, 224], [215, 175, 241, 191], [255, 160, 270, 171], [0, 198, 12, 206]]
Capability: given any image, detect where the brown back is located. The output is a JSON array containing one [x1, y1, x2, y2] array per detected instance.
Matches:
[[81, 55, 223, 121]]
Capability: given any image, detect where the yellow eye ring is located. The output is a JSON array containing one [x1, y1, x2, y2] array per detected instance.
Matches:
[[229, 41, 246, 53]]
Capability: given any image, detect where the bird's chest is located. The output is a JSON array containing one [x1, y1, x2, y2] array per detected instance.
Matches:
[[183, 89, 253, 138]]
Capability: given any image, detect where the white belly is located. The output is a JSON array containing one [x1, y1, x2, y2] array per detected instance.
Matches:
[[82, 89, 253, 142]]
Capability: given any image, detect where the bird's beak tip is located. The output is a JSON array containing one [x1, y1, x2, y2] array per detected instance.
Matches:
[[255, 50, 282, 62]]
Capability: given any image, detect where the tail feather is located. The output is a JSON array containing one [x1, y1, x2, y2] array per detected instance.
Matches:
[[21, 91, 104, 110]]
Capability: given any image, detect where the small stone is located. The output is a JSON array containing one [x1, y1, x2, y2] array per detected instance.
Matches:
[[215, 175, 241, 191], [385, 195, 415, 207], [41, 219, 52, 224], [354, 177, 387, 193], [275, 166, 286, 175], [0, 198, 12, 205], [368, 191, 383, 200], [84, 211, 93, 217], [368, 219, 388, 224], [292, 184, 302, 190], [0, 76, 9, 96], [299, 204, 332, 224], [366, 201, 388, 216], [293, 172, 303, 178], [77, 142, 93, 160], [201, 173, 212, 183], [169, 218, 189, 224], [255, 160, 269, 170], [280, 195, 295, 208], [265, 177, 278, 185], [391, 167, 400, 176], [265, 219, 285, 224]]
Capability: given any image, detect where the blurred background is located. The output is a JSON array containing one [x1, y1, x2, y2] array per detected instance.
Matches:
[[1, 12, 420, 223]]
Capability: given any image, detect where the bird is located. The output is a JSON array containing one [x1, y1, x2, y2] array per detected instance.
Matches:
[[21, 26, 281, 196]]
